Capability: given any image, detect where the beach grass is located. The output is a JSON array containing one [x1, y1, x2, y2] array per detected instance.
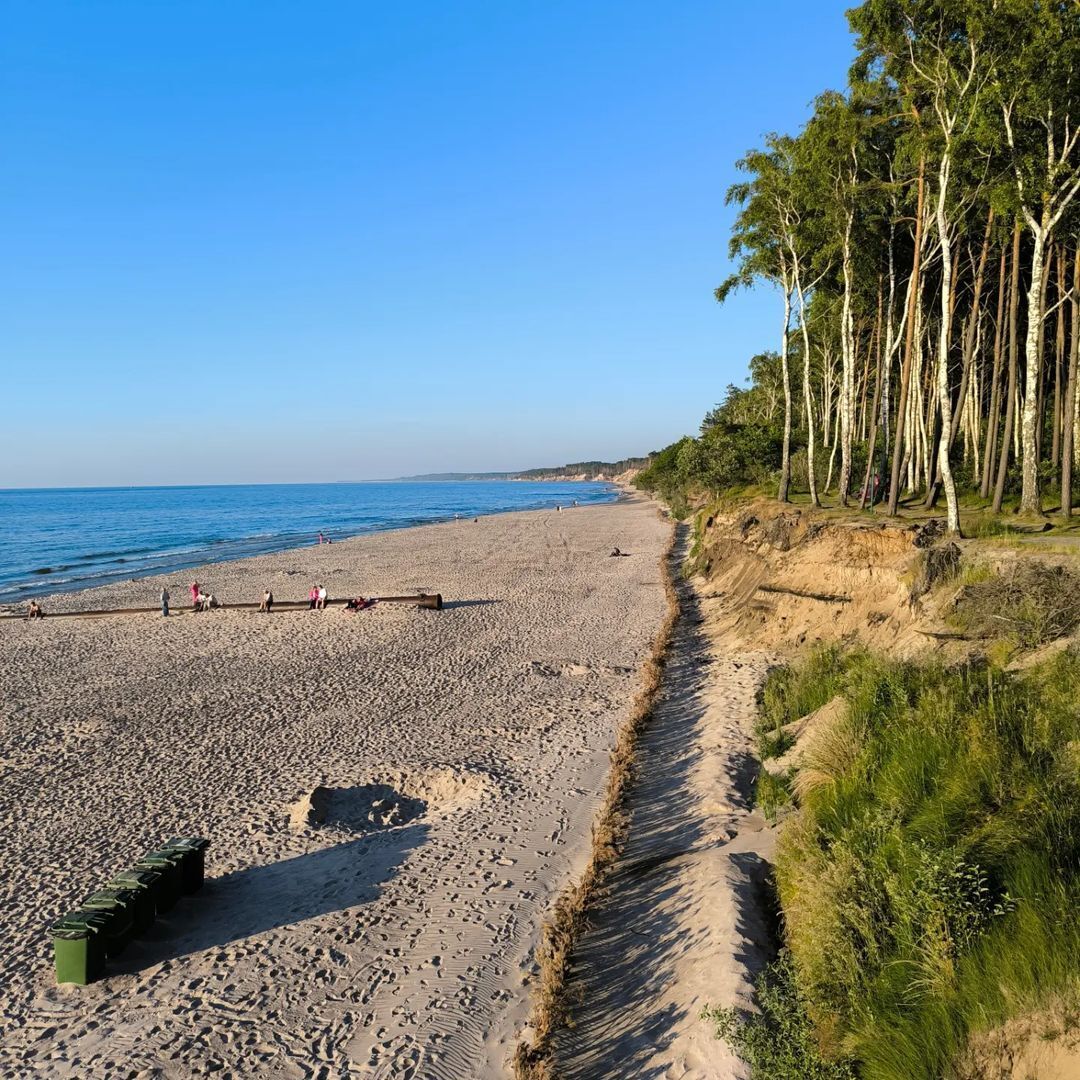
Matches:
[[711, 644, 1080, 1079]]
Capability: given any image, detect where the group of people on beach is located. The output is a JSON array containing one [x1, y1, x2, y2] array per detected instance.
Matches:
[[153, 581, 372, 615]]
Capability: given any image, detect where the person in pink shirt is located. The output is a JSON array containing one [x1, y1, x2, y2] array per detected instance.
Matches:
[[190, 581, 200, 609], [309, 585, 319, 610]]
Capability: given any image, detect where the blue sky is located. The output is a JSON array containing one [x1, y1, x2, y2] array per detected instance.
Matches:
[[1, 1, 854, 486]]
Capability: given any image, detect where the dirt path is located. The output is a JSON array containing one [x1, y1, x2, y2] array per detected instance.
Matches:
[[551, 533, 775, 1079]]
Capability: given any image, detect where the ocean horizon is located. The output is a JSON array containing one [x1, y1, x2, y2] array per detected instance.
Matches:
[[0, 480, 617, 604]]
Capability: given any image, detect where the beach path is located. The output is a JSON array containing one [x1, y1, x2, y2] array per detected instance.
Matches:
[[0, 495, 667, 1079], [551, 539, 775, 1079]]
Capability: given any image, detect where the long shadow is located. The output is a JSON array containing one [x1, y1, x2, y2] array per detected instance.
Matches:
[[441, 599, 501, 609], [555, 525, 723, 1078], [111, 823, 428, 971]]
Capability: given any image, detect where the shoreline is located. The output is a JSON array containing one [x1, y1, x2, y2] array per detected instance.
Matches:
[[2, 489, 627, 615], [0, 493, 668, 1078], [0, 481, 622, 609]]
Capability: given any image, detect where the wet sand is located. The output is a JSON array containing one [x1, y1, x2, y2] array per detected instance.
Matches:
[[0, 494, 669, 1078]]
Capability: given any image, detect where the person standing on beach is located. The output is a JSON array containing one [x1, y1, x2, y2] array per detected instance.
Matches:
[[309, 585, 318, 610], [259, 589, 273, 613], [190, 581, 200, 610], [160, 586, 170, 617], [317, 584, 327, 610]]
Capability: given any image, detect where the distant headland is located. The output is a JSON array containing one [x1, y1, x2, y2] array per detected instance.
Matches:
[[393, 458, 649, 483]]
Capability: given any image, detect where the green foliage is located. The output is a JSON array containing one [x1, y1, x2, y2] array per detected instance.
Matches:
[[634, 388, 785, 512], [760, 644, 847, 733], [764, 648, 1080, 1079], [515, 458, 650, 480], [705, 951, 856, 1080], [756, 768, 795, 824]]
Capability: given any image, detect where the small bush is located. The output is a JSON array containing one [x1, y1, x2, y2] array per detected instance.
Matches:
[[908, 542, 962, 602], [705, 951, 857, 1080]]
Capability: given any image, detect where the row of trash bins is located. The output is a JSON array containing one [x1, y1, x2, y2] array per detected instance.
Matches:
[[49, 837, 210, 985]]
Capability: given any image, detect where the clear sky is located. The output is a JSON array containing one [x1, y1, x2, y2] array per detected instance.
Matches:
[[1, 1, 855, 487]]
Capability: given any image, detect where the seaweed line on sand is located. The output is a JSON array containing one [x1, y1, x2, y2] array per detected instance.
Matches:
[[513, 515, 681, 1079]]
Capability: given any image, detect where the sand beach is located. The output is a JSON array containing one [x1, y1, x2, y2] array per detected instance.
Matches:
[[0, 495, 669, 1078]]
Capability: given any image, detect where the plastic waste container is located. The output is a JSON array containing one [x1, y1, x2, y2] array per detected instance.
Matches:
[[163, 836, 211, 894], [82, 887, 143, 949], [134, 849, 185, 912], [77, 892, 134, 956], [50, 910, 111, 985], [106, 869, 161, 933]]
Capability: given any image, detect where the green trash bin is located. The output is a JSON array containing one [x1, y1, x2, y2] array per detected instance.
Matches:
[[163, 836, 211, 894], [50, 910, 110, 985], [134, 849, 184, 912], [77, 892, 134, 957], [83, 887, 144, 947], [106, 869, 161, 934]]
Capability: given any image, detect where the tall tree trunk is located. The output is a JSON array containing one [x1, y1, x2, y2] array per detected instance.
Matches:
[[838, 209, 856, 505], [778, 276, 793, 503], [981, 245, 1007, 498], [1063, 246, 1080, 518], [859, 341, 885, 510], [888, 156, 925, 515], [927, 209, 994, 508], [1052, 245, 1066, 468], [932, 149, 961, 534], [878, 223, 899, 513], [993, 221, 1023, 513], [1020, 219, 1049, 515], [791, 255, 819, 507]]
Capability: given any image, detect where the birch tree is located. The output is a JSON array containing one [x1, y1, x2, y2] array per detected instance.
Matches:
[[993, 0, 1080, 514]]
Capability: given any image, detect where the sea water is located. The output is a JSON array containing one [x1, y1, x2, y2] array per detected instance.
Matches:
[[0, 481, 617, 603]]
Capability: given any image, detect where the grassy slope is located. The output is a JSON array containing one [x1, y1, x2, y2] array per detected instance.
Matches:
[[694, 495, 1080, 1079], [715, 644, 1080, 1080]]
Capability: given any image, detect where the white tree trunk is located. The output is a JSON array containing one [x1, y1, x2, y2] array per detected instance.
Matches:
[[778, 280, 793, 502], [1019, 227, 1047, 514], [934, 154, 962, 534], [791, 254, 819, 507], [838, 211, 856, 504]]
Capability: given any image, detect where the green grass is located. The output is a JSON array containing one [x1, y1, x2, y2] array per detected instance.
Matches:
[[757, 644, 847, 756], [756, 768, 795, 823], [714, 647, 1080, 1079], [704, 951, 856, 1080]]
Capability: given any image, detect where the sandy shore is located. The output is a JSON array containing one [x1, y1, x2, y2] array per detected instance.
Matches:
[[0, 495, 669, 1078]]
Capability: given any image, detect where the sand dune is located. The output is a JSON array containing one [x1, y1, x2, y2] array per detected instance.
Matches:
[[0, 495, 668, 1078]]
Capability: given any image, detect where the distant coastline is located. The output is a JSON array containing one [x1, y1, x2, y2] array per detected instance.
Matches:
[[393, 458, 649, 484]]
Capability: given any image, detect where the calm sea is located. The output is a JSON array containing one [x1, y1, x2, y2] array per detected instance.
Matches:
[[0, 481, 617, 603]]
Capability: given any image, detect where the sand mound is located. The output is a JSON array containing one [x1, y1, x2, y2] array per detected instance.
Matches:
[[288, 766, 495, 833]]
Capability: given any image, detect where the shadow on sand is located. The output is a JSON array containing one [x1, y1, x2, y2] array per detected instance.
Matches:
[[552, 524, 775, 1080], [111, 824, 428, 971]]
